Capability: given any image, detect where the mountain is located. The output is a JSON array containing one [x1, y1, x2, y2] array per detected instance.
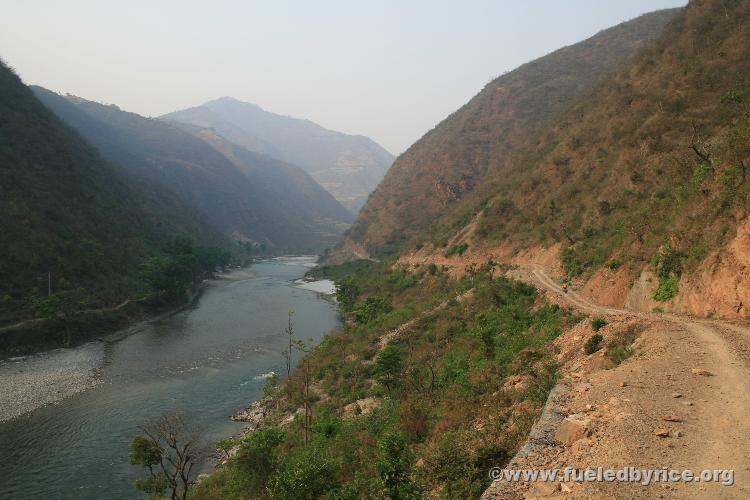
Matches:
[[32, 88, 354, 253], [162, 97, 394, 212], [391, 0, 750, 318], [336, 8, 679, 259], [0, 60, 224, 328]]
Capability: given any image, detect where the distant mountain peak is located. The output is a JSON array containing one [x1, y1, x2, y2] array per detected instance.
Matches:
[[163, 98, 394, 212]]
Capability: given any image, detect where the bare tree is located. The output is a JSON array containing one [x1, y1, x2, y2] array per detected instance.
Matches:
[[130, 413, 202, 500]]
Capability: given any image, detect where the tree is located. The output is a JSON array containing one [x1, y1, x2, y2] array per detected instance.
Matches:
[[376, 432, 421, 500], [32, 288, 87, 347], [130, 414, 201, 500], [335, 276, 360, 313], [373, 344, 404, 391]]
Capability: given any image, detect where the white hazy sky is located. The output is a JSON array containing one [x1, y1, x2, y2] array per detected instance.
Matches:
[[0, 0, 686, 154]]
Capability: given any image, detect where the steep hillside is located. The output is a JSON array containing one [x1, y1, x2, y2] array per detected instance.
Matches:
[[33, 88, 353, 252], [0, 61, 222, 328], [162, 97, 394, 212], [337, 8, 679, 259], [403, 0, 750, 318]]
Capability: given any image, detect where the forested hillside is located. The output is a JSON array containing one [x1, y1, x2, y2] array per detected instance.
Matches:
[[0, 62, 229, 341], [33, 88, 353, 253], [337, 9, 678, 258]]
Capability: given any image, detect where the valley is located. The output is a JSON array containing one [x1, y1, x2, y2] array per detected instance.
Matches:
[[2, 0, 749, 498]]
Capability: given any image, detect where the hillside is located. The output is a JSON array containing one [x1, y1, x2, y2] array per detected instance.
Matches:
[[33, 88, 353, 253], [400, 0, 750, 319], [194, 3, 750, 498], [162, 97, 394, 212], [0, 61, 224, 330], [336, 8, 679, 259]]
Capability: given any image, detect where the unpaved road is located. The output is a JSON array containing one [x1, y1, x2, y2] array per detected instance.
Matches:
[[483, 264, 750, 499]]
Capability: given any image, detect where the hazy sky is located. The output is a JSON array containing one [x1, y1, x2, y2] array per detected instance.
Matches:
[[1, 0, 686, 154]]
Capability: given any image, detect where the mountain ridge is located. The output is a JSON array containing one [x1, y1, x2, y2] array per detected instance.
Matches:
[[163, 96, 394, 212], [33, 87, 353, 253], [335, 8, 681, 260]]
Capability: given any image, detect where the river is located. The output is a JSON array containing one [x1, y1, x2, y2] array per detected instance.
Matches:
[[0, 256, 340, 499]]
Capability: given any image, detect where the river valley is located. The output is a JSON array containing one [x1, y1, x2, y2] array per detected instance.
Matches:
[[0, 256, 340, 499]]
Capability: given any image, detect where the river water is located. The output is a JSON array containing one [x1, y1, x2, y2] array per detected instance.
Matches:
[[0, 257, 340, 499]]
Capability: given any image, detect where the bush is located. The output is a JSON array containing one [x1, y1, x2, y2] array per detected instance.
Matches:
[[372, 344, 404, 391], [606, 259, 623, 270], [376, 432, 421, 499], [266, 447, 338, 499], [335, 276, 360, 313], [653, 275, 679, 301], [584, 334, 604, 354], [590, 316, 607, 331], [354, 297, 393, 324], [444, 242, 468, 258]]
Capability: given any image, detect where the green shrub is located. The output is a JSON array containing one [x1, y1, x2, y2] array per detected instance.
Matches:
[[590, 316, 607, 331], [606, 259, 623, 270], [584, 334, 604, 354], [653, 275, 679, 301], [376, 432, 421, 499], [606, 325, 639, 365], [372, 344, 405, 391], [354, 297, 393, 324], [266, 447, 338, 499], [444, 242, 469, 258], [335, 276, 360, 313]]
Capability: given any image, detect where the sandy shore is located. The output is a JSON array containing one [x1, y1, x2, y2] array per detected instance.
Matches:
[[0, 341, 104, 422]]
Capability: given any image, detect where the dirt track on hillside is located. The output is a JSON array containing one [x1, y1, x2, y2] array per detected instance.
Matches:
[[482, 264, 750, 499]]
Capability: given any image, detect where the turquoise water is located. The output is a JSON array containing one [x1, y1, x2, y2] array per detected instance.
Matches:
[[0, 257, 340, 499]]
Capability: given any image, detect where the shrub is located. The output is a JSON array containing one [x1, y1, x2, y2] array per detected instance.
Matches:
[[335, 276, 360, 313], [354, 297, 393, 324], [266, 447, 338, 499], [590, 316, 607, 331], [584, 334, 604, 354], [372, 344, 405, 391], [444, 242, 469, 258], [606, 259, 623, 270], [376, 432, 421, 499], [653, 275, 679, 301]]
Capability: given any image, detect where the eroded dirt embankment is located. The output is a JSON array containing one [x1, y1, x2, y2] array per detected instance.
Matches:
[[398, 214, 750, 320], [480, 265, 750, 499]]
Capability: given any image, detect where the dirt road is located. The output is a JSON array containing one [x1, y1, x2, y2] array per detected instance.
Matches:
[[483, 264, 750, 499]]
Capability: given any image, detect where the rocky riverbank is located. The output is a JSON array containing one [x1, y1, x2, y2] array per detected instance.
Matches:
[[0, 341, 104, 422]]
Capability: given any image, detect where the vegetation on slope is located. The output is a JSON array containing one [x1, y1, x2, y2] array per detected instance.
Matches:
[[427, 0, 750, 284], [193, 261, 580, 498], [0, 61, 233, 355], [340, 8, 678, 257]]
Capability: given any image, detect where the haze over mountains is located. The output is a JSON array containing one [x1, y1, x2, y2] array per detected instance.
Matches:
[[32, 88, 353, 252], [163, 97, 394, 212]]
